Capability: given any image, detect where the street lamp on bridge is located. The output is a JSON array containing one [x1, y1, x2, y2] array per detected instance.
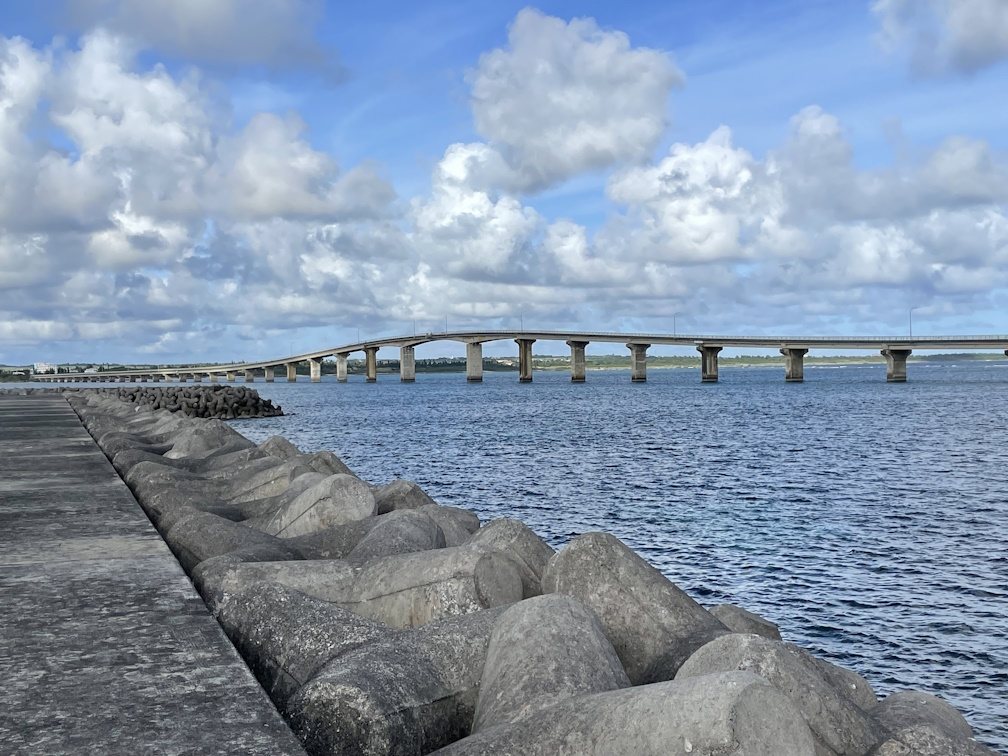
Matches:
[[673, 311, 682, 337], [909, 307, 920, 339]]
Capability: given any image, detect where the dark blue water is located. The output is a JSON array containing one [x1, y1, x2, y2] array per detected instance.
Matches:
[[224, 362, 1008, 749]]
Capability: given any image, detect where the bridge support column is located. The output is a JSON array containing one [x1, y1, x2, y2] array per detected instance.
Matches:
[[245, 370, 255, 383], [698, 345, 723, 382], [336, 354, 348, 382], [567, 340, 588, 382], [208, 374, 218, 384], [882, 349, 911, 382], [466, 343, 483, 382], [310, 359, 321, 383], [781, 348, 808, 382], [178, 374, 187, 383], [628, 343, 650, 383], [152, 375, 159, 382], [515, 338, 535, 382], [264, 366, 274, 382], [140, 376, 147, 383], [192, 373, 201, 383], [365, 347, 378, 383], [226, 371, 235, 382], [286, 363, 297, 382], [400, 346, 415, 382]]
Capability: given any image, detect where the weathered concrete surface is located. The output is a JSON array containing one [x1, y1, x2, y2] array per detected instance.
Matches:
[[542, 531, 729, 684], [675, 633, 880, 756], [472, 594, 630, 731], [435, 671, 817, 755], [0, 394, 304, 754], [709, 602, 783, 640]]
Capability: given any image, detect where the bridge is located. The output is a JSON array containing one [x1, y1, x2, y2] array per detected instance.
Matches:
[[30, 330, 1008, 385]]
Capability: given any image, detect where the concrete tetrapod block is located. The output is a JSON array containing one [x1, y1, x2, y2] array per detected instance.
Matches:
[[224, 459, 317, 503], [260, 435, 302, 460], [467, 518, 555, 598], [871, 691, 973, 742], [710, 603, 783, 640], [305, 450, 354, 477], [199, 472, 330, 523], [541, 531, 729, 683], [868, 728, 999, 756], [198, 544, 523, 628], [163, 419, 256, 459], [810, 657, 878, 713], [288, 607, 507, 756], [472, 594, 630, 732], [215, 581, 393, 712], [675, 633, 881, 756], [165, 511, 304, 574], [346, 509, 447, 562], [248, 474, 378, 538], [435, 671, 816, 756], [373, 479, 438, 514], [285, 519, 381, 560], [418, 504, 481, 546]]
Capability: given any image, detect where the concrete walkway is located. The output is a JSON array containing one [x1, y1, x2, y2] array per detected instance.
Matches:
[[0, 393, 305, 755]]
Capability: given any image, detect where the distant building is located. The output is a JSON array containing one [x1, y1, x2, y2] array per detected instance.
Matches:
[[34, 362, 57, 374]]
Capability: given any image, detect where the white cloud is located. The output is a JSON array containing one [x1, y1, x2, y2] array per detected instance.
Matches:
[[873, 0, 1008, 74], [468, 8, 683, 192], [65, 0, 337, 73]]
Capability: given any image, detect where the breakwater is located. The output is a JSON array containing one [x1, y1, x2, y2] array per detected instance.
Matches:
[[6, 385, 282, 419], [61, 386, 1000, 756]]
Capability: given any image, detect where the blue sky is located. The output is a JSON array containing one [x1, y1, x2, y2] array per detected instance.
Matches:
[[1, 0, 1007, 364]]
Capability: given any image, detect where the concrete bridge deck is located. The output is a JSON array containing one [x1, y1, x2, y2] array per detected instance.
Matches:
[[34, 329, 1008, 385], [0, 394, 304, 755]]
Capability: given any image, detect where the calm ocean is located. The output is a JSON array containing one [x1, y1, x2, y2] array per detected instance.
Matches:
[[227, 361, 1008, 749]]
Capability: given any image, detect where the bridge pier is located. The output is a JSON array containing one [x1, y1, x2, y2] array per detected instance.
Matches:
[[698, 345, 723, 382], [178, 374, 187, 383], [208, 373, 218, 384], [152, 376, 160, 383], [882, 348, 911, 382], [286, 363, 297, 382], [225, 371, 235, 382], [365, 347, 378, 382], [310, 359, 321, 383], [245, 370, 255, 383], [466, 343, 483, 382], [139, 376, 147, 383], [515, 339, 535, 382], [336, 354, 348, 382], [567, 340, 588, 382], [192, 373, 201, 383], [781, 348, 808, 382], [264, 366, 274, 382], [628, 343, 649, 382], [400, 346, 415, 382]]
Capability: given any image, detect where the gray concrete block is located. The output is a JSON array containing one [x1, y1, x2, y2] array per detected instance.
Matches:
[[215, 581, 393, 711], [260, 435, 302, 460], [165, 511, 302, 573], [373, 479, 437, 514], [542, 531, 729, 683], [249, 474, 378, 537], [710, 602, 782, 640], [676, 633, 881, 756], [419, 503, 480, 546], [871, 691, 973, 742], [200, 543, 523, 628], [288, 607, 507, 756], [473, 594, 630, 731], [435, 671, 816, 755], [346, 509, 446, 562], [468, 518, 554, 598]]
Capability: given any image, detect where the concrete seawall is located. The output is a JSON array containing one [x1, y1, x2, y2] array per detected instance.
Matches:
[[5, 387, 1001, 755], [0, 392, 304, 754]]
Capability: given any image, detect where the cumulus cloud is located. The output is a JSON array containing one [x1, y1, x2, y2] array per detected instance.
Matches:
[[873, 0, 1008, 74], [0, 30, 400, 361], [467, 8, 683, 192], [65, 0, 339, 74]]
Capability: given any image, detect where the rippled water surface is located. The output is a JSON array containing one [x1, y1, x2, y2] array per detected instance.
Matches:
[[229, 362, 1008, 749]]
